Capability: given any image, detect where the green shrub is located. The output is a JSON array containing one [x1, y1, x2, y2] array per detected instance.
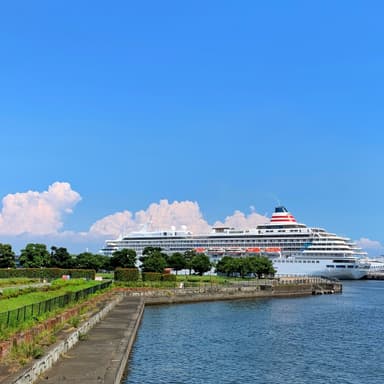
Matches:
[[0, 268, 95, 280], [162, 274, 176, 282], [114, 268, 140, 282], [69, 315, 81, 328], [142, 272, 162, 281], [185, 276, 201, 282]]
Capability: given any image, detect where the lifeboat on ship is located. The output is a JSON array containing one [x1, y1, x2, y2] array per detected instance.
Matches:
[[264, 247, 281, 253], [245, 247, 262, 254]]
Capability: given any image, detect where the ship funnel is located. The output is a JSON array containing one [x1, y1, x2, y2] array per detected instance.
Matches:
[[270, 206, 297, 223]]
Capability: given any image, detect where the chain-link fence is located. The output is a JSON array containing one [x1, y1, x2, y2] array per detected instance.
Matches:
[[0, 280, 111, 328]]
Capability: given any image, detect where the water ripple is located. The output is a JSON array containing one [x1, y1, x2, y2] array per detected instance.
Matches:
[[124, 281, 384, 384]]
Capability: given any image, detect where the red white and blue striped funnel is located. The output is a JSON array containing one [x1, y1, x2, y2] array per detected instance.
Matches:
[[270, 206, 297, 223]]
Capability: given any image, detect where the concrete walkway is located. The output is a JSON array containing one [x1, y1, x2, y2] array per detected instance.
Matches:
[[35, 296, 144, 384]]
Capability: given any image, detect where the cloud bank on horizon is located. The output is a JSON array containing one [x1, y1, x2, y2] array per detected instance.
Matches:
[[0, 182, 382, 255], [0, 182, 81, 235], [89, 200, 269, 236]]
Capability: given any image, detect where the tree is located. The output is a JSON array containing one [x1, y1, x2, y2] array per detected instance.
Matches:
[[74, 252, 105, 271], [0, 243, 16, 268], [216, 256, 247, 277], [250, 256, 275, 278], [141, 254, 167, 273], [50, 246, 74, 268], [168, 252, 186, 275], [110, 249, 137, 269], [217, 256, 275, 278], [99, 254, 112, 271], [184, 249, 197, 275], [216, 256, 235, 276], [191, 253, 211, 276], [142, 247, 163, 257], [236, 257, 253, 278], [140, 247, 167, 273], [19, 243, 51, 268]]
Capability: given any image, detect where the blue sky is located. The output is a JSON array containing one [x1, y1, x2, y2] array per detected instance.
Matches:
[[0, 1, 383, 254]]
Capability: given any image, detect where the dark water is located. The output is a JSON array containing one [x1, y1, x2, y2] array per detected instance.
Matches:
[[124, 281, 384, 384]]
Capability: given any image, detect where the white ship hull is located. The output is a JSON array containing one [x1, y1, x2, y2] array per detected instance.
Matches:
[[273, 258, 366, 280]]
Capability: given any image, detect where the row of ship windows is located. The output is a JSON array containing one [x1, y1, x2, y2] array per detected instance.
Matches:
[[264, 229, 304, 233], [121, 241, 308, 247], [119, 239, 309, 243], [326, 265, 358, 269], [275, 260, 320, 263], [117, 240, 346, 246]]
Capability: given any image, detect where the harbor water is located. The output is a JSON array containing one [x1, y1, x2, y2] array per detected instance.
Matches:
[[124, 281, 384, 384]]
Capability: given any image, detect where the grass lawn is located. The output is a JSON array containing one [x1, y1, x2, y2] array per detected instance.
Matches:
[[0, 279, 112, 341], [113, 274, 262, 288], [0, 278, 40, 288], [175, 274, 241, 283], [96, 272, 114, 280], [0, 279, 104, 312]]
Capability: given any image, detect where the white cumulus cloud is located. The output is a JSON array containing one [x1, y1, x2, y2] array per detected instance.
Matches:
[[90, 199, 212, 237], [356, 237, 384, 251], [0, 182, 81, 235], [0, 184, 271, 253], [90, 200, 270, 238], [214, 210, 268, 229]]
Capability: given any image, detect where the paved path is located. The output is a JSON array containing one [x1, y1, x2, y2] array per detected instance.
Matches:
[[35, 296, 143, 384]]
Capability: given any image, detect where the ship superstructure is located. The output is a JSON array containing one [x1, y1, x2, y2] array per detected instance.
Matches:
[[101, 206, 367, 279]]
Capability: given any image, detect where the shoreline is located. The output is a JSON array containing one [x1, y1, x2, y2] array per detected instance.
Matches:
[[132, 279, 342, 305], [3, 279, 341, 384]]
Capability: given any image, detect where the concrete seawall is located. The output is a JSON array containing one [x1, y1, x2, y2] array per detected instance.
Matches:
[[130, 280, 342, 305], [3, 280, 341, 384], [366, 272, 384, 280]]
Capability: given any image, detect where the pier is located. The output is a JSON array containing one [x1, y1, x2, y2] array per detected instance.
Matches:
[[366, 272, 384, 280], [3, 296, 144, 384]]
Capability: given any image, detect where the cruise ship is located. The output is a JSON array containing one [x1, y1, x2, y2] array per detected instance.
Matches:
[[100, 206, 368, 279]]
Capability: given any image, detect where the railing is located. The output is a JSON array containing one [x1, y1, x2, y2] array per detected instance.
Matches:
[[145, 276, 337, 289], [274, 276, 338, 285], [0, 281, 112, 328]]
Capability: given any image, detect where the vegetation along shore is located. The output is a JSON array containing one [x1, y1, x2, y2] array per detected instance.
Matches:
[[0, 242, 342, 383]]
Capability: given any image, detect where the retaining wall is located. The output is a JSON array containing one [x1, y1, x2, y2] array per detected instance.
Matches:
[[127, 281, 341, 305], [4, 293, 125, 384]]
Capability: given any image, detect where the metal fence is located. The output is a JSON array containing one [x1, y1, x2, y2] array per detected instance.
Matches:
[[117, 275, 338, 289], [0, 280, 112, 328]]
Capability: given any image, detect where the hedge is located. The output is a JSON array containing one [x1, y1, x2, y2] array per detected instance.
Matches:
[[162, 274, 176, 282], [114, 268, 140, 282], [142, 272, 162, 281], [0, 268, 95, 280]]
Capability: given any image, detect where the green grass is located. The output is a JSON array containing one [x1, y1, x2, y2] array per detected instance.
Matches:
[[113, 274, 263, 288], [0, 279, 101, 312], [96, 272, 113, 280], [176, 274, 233, 283], [0, 278, 40, 287], [0, 279, 112, 341]]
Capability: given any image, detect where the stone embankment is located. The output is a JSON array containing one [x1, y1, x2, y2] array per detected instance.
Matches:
[[2, 278, 341, 384], [129, 278, 342, 304]]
